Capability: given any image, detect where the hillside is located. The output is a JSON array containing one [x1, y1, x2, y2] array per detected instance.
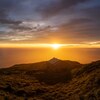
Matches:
[[0, 58, 99, 100]]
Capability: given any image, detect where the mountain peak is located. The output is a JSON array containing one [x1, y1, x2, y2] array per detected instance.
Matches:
[[49, 57, 61, 64]]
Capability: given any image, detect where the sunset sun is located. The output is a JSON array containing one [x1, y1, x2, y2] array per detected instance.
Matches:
[[51, 44, 61, 50]]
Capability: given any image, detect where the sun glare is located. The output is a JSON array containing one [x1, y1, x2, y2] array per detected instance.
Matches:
[[51, 44, 61, 50]]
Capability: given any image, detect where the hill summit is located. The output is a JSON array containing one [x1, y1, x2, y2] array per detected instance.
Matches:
[[49, 57, 61, 64]]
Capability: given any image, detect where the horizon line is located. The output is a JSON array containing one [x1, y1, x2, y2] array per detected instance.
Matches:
[[0, 43, 100, 48]]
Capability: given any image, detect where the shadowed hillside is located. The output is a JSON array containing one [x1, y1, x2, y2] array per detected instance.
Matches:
[[0, 58, 99, 100]]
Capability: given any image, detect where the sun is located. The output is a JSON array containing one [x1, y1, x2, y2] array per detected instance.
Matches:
[[51, 44, 61, 50]]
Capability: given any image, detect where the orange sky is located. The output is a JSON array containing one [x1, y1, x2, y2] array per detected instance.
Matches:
[[0, 42, 100, 48]]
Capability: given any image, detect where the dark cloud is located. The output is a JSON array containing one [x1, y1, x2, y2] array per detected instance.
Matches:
[[38, 0, 88, 17], [0, 18, 21, 25], [0, 9, 7, 18], [83, 6, 100, 22], [58, 17, 100, 42], [0, 0, 22, 26], [10, 25, 32, 31], [60, 18, 93, 32], [0, 0, 17, 18], [0, 0, 100, 43], [62, 18, 92, 26]]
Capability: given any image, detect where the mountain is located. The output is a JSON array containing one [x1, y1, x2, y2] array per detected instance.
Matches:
[[0, 58, 81, 84], [0, 58, 99, 100], [49, 57, 61, 64]]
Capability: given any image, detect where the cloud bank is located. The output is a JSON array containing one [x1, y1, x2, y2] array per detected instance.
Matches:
[[0, 0, 100, 43]]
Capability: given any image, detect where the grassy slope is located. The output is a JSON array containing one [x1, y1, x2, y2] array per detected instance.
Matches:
[[0, 60, 99, 100]]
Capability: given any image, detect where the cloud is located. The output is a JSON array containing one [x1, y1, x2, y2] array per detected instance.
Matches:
[[0, 0, 22, 27], [82, 6, 100, 22], [52, 16, 100, 43], [84, 41, 100, 45], [10, 21, 58, 34], [60, 18, 94, 32], [0, 18, 21, 25], [0, 0, 100, 43], [38, 0, 88, 18]]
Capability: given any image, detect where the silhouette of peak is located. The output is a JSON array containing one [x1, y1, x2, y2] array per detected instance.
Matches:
[[49, 57, 61, 64]]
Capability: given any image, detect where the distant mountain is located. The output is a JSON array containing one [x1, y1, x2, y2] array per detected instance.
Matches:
[[0, 58, 81, 84], [0, 59, 99, 100], [10, 57, 81, 70]]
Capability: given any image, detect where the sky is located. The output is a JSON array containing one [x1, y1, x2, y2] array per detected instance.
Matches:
[[0, 0, 100, 45], [0, 0, 100, 67]]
